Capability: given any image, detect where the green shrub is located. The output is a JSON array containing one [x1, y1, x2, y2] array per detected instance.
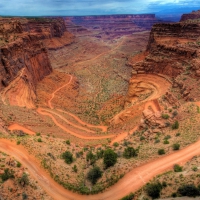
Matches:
[[123, 147, 138, 159], [164, 135, 171, 140], [0, 168, 14, 182], [146, 182, 162, 199], [155, 139, 160, 144], [178, 184, 199, 197], [87, 166, 102, 184], [176, 133, 181, 137], [172, 143, 180, 150], [197, 106, 200, 113], [17, 161, 21, 168], [86, 151, 96, 165], [174, 164, 182, 172], [172, 121, 179, 129], [192, 166, 198, 171], [66, 140, 70, 145], [36, 132, 41, 136], [37, 138, 42, 142], [72, 165, 78, 173], [62, 151, 73, 164], [96, 149, 104, 159], [103, 149, 117, 168], [120, 192, 134, 200], [162, 114, 169, 119], [158, 149, 165, 155], [113, 142, 119, 147], [163, 140, 169, 144], [18, 173, 29, 187], [140, 136, 145, 141], [17, 141, 21, 145]]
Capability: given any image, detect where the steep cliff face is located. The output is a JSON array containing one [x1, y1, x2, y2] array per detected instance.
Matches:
[[127, 11, 200, 104], [128, 21, 200, 77], [0, 17, 74, 108], [180, 10, 200, 22], [65, 14, 162, 39]]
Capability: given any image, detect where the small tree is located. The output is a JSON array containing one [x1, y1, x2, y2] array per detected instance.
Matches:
[[62, 151, 73, 164], [18, 173, 29, 187], [158, 149, 165, 155], [86, 151, 96, 165], [0, 168, 14, 182], [146, 182, 162, 199], [103, 149, 117, 168], [87, 166, 102, 184], [178, 184, 199, 197], [123, 147, 138, 159], [172, 143, 180, 150], [172, 121, 179, 129], [174, 164, 182, 172]]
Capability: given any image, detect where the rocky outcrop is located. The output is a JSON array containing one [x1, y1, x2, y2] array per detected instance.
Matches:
[[128, 20, 200, 77], [65, 14, 162, 39], [180, 10, 200, 22]]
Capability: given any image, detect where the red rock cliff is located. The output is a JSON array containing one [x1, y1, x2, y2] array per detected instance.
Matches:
[[128, 20, 200, 77], [0, 17, 74, 108]]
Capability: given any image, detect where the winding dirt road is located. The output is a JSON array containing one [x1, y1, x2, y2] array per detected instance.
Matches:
[[1, 138, 200, 200]]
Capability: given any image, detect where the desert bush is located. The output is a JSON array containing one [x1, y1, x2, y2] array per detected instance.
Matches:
[[158, 149, 165, 155], [113, 142, 119, 147], [123, 147, 138, 159], [0, 168, 14, 182], [172, 143, 180, 150], [62, 151, 73, 164], [37, 138, 42, 142], [163, 140, 169, 144], [174, 164, 182, 172], [103, 149, 117, 168], [18, 173, 29, 187], [66, 140, 70, 145], [87, 166, 102, 184], [162, 114, 169, 119], [72, 165, 78, 173], [146, 182, 162, 199], [86, 151, 96, 165], [177, 184, 199, 197], [120, 192, 134, 200], [96, 149, 104, 159], [172, 121, 179, 129]]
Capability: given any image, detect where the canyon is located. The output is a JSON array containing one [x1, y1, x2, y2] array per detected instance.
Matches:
[[0, 10, 200, 200]]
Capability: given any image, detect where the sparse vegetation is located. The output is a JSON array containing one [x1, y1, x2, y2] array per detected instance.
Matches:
[[177, 184, 199, 197], [145, 182, 162, 199], [87, 166, 102, 184], [103, 149, 117, 168], [172, 143, 180, 150], [123, 147, 138, 159], [62, 151, 73, 164], [174, 164, 182, 172], [0, 168, 14, 182], [158, 149, 165, 155], [172, 121, 179, 129]]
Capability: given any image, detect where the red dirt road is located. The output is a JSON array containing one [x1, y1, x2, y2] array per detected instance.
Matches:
[[0, 138, 200, 200], [8, 123, 35, 135]]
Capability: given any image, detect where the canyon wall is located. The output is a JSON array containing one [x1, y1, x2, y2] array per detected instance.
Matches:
[[180, 10, 200, 22], [0, 17, 74, 108], [65, 14, 162, 39], [128, 20, 200, 77]]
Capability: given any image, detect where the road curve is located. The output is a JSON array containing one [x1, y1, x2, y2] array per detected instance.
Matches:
[[37, 108, 115, 140], [1, 138, 200, 200]]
